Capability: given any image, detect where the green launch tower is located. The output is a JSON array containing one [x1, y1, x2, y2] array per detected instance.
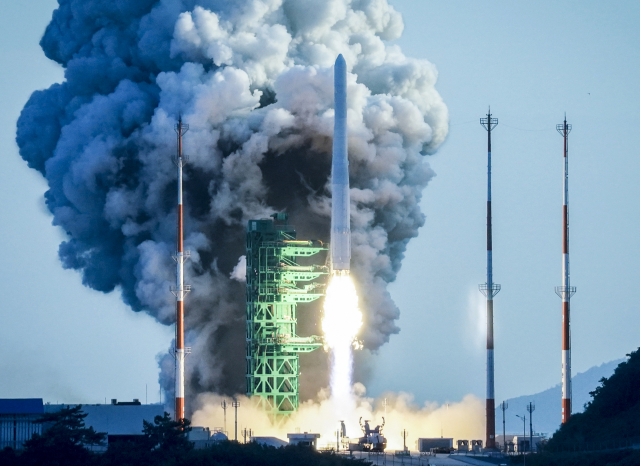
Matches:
[[245, 213, 327, 422]]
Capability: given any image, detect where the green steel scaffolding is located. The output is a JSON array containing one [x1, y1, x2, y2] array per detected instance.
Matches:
[[245, 213, 327, 422]]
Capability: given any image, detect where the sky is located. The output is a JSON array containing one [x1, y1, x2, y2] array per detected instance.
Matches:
[[1, 0, 639, 418]]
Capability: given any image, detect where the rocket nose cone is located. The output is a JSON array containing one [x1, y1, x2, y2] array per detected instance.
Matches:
[[335, 54, 347, 86]]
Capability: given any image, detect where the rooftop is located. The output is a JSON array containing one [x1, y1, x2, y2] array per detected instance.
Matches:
[[0, 398, 44, 415]]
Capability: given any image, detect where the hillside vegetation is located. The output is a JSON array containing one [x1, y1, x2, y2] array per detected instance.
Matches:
[[521, 347, 640, 466], [549, 347, 640, 449]]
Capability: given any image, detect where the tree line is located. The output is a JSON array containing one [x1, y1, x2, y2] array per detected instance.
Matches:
[[517, 347, 640, 466], [0, 405, 366, 466]]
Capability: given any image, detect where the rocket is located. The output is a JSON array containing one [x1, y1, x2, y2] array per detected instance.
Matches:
[[331, 54, 350, 273]]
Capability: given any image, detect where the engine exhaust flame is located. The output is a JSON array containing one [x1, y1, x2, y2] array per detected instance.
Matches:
[[322, 271, 362, 417]]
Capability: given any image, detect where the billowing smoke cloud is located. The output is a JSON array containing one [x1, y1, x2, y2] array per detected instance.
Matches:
[[193, 384, 483, 449], [17, 0, 448, 407]]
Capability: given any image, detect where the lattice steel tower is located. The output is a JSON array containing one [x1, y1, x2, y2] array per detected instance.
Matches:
[[245, 213, 326, 422], [480, 108, 500, 449]]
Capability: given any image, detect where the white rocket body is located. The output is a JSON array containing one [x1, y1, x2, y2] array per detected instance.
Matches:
[[331, 54, 350, 272]]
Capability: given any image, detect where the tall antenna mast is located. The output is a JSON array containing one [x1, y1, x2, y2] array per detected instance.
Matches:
[[172, 116, 191, 421], [527, 402, 535, 452], [555, 114, 575, 424], [499, 401, 508, 453], [480, 107, 500, 449]]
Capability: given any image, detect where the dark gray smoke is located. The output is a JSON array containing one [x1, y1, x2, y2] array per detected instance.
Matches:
[[17, 0, 448, 409]]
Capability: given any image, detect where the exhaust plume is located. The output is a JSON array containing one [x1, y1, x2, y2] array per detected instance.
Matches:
[[193, 385, 483, 450], [17, 0, 448, 408], [322, 273, 362, 418]]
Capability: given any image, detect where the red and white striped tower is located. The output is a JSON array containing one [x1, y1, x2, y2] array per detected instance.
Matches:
[[172, 117, 191, 421], [480, 109, 500, 449], [555, 115, 576, 424]]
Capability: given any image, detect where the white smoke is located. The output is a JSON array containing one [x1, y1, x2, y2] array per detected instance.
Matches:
[[230, 255, 246, 282], [192, 385, 483, 450], [17, 0, 448, 406]]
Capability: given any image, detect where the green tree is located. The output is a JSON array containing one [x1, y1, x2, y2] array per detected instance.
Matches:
[[142, 412, 192, 453], [547, 347, 640, 451], [99, 412, 192, 466], [0, 446, 19, 466], [21, 405, 105, 465]]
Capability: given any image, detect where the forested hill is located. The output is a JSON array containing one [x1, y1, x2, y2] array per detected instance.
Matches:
[[497, 358, 622, 436], [547, 347, 640, 450]]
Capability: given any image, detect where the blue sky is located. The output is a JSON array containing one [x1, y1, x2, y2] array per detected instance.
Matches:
[[367, 0, 640, 404], [1, 0, 639, 411]]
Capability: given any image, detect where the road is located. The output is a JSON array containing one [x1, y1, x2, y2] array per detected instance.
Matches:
[[344, 452, 505, 466]]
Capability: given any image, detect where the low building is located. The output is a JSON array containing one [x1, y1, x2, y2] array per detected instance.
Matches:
[[45, 399, 164, 448], [189, 426, 211, 442], [471, 439, 483, 452], [496, 434, 518, 452], [416, 437, 454, 453], [252, 436, 288, 448], [287, 432, 320, 448], [512, 435, 545, 453], [456, 439, 469, 452], [0, 399, 44, 450], [0, 398, 165, 451], [188, 426, 229, 448]]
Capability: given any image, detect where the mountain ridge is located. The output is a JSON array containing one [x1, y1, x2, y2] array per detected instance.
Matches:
[[495, 358, 623, 436]]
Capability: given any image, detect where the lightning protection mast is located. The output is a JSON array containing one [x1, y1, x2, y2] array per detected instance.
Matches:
[[555, 115, 575, 424], [480, 108, 500, 449], [172, 117, 191, 421]]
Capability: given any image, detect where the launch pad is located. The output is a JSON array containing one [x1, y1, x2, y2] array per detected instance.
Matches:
[[245, 213, 327, 422]]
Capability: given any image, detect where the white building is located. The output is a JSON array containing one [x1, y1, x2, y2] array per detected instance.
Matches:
[[287, 433, 320, 449], [512, 435, 545, 453]]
